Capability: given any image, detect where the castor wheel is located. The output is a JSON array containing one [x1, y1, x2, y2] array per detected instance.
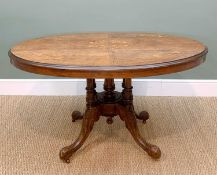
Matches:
[[72, 111, 83, 122]]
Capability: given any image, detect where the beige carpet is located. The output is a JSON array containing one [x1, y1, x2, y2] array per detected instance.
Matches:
[[0, 96, 217, 175]]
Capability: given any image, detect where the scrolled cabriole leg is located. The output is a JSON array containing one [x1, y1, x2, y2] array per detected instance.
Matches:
[[120, 79, 160, 159], [59, 107, 99, 163], [117, 104, 161, 159], [59, 79, 99, 163]]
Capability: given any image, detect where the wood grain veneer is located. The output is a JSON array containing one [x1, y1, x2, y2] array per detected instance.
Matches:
[[9, 32, 208, 78]]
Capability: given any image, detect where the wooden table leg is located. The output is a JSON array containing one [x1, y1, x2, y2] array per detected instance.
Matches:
[[120, 78, 161, 158], [117, 104, 161, 159], [59, 79, 99, 163], [60, 107, 99, 163]]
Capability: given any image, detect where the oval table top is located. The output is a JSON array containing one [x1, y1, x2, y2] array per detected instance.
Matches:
[[9, 33, 208, 78]]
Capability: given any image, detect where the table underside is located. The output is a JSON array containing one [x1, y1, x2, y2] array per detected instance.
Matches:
[[59, 78, 161, 163]]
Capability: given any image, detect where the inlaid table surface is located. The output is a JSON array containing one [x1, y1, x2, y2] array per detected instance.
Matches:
[[9, 32, 208, 163], [9, 33, 207, 78]]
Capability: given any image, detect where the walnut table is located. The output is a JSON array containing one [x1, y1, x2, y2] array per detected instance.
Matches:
[[9, 33, 208, 163]]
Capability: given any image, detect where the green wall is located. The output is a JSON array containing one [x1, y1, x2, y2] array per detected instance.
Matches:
[[0, 0, 216, 79]]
